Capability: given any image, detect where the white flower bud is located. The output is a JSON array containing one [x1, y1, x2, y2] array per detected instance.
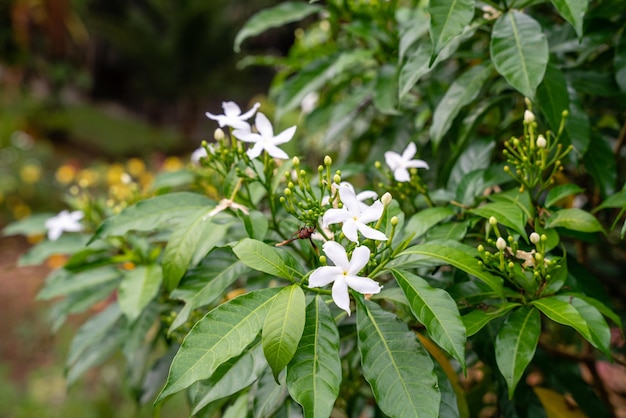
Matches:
[[524, 110, 535, 124], [214, 128, 225, 141], [536, 135, 547, 149], [489, 216, 498, 226], [530, 232, 541, 244], [381, 192, 392, 207], [496, 237, 507, 251]]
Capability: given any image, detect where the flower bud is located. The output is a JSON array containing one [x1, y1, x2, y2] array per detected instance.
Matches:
[[534, 253, 543, 263], [489, 216, 498, 226], [496, 237, 507, 251], [530, 232, 540, 245], [524, 110, 535, 124], [477, 245, 484, 253], [536, 135, 547, 149], [333, 174, 341, 184], [381, 192, 392, 207], [375, 161, 381, 169], [391, 216, 399, 226], [319, 255, 327, 265], [214, 128, 225, 141], [292, 156, 300, 166], [324, 155, 332, 166]]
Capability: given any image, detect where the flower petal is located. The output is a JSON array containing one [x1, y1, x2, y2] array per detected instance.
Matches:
[[341, 220, 360, 243], [356, 190, 378, 201], [345, 276, 382, 295], [322, 241, 350, 270], [322, 208, 351, 227], [222, 101, 242, 116], [232, 130, 259, 143], [359, 200, 384, 224], [402, 142, 417, 160], [264, 144, 289, 159], [384, 151, 402, 171], [246, 142, 264, 159], [404, 159, 429, 170], [338, 184, 361, 215], [272, 125, 296, 145], [309, 266, 341, 288], [239, 102, 260, 120], [393, 167, 411, 182], [356, 223, 388, 241], [348, 245, 370, 275], [254, 113, 274, 137], [331, 277, 351, 315]]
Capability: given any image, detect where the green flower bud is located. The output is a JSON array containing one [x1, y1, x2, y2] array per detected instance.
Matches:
[[319, 255, 327, 265], [292, 156, 300, 166], [333, 174, 341, 184], [391, 216, 399, 226], [324, 155, 332, 166]]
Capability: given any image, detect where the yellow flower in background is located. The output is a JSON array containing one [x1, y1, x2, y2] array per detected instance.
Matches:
[[107, 163, 125, 185], [127, 158, 146, 177], [163, 156, 183, 172], [56, 164, 77, 184], [20, 163, 42, 184], [139, 172, 154, 189], [77, 168, 99, 188]]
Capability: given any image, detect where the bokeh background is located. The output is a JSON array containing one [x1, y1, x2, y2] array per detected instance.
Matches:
[[0, 0, 289, 415]]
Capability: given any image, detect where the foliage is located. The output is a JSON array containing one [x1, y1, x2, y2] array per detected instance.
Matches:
[[5, 0, 626, 417]]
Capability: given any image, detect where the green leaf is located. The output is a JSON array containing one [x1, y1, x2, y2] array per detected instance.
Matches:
[[155, 287, 280, 403], [356, 297, 440, 418], [396, 241, 504, 295], [373, 64, 400, 115], [403, 207, 455, 242], [433, 361, 461, 418], [37, 266, 121, 300], [429, 0, 475, 58], [398, 7, 430, 62], [545, 208, 604, 233], [594, 189, 626, 212], [616, 27, 626, 92], [430, 63, 492, 148], [392, 269, 466, 370], [553, 295, 611, 356], [117, 265, 162, 322], [90, 192, 213, 243], [551, 0, 587, 40], [545, 184, 585, 208], [162, 208, 231, 291], [19, 234, 91, 266], [234, 2, 322, 52], [462, 303, 520, 336], [488, 188, 535, 221], [531, 296, 594, 347], [239, 210, 269, 240], [563, 88, 591, 155], [490, 11, 549, 99], [470, 201, 528, 240], [233, 238, 304, 280], [262, 285, 306, 382], [536, 63, 569, 136], [583, 132, 616, 197], [2, 212, 54, 236], [495, 306, 541, 398], [169, 252, 249, 334], [287, 296, 342, 418], [447, 138, 496, 191], [562, 292, 623, 329]]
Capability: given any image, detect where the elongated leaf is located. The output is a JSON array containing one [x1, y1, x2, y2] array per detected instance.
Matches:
[[545, 184, 585, 208], [462, 303, 520, 336], [594, 189, 626, 212], [545, 208, 604, 233], [392, 269, 466, 370], [396, 241, 504, 295], [429, 0, 475, 59], [190, 344, 267, 415], [263, 285, 306, 382], [2, 212, 54, 236], [287, 296, 341, 418], [536, 63, 570, 136], [447, 138, 496, 191], [234, 2, 322, 52], [169, 253, 249, 334], [584, 132, 616, 197], [531, 296, 593, 345], [495, 306, 541, 398], [233, 238, 304, 280], [19, 234, 91, 266], [490, 11, 548, 99], [551, 0, 587, 40], [470, 201, 528, 240], [374, 64, 400, 115], [403, 207, 455, 242], [155, 287, 280, 402], [562, 292, 622, 330], [117, 265, 162, 322], [488, 188, 535, 221], [38, 266, 121, 300], [430, 63, 492, 148], [554, 295, 611, 356], [162, 208, 231, 291], [564, 88, 591, 155], [356, 297, 440, 418], [90, 192, 213, 243]]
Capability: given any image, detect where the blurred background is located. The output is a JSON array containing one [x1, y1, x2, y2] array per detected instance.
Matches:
[[0, 0, 289, 415]]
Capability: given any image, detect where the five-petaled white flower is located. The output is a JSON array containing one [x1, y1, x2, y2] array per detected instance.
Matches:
[[45, 210, 84, 241], [206, 101, 260, 130], [384, 142, 429, 182], [323, 182, 377, 212], [322, 184, 387, 243], [309, 241, 382, 315], [232, 112, 296, 160]]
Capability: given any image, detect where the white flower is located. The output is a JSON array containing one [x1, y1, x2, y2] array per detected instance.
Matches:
[[45, 210, 84, 241], [205, 101, 260, 130], [322, 184, 387, 243], [191, 146, 208, 164], [232, 112, 296, 160], [384, 143, 429, 182], [300, 91, 319, 114], [309, 241, 382, 315], [322, 182, 377, 211]]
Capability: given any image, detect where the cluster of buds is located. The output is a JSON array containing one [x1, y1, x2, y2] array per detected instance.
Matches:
[[279, 156, 329, 227], [503, 102, 573, 196]]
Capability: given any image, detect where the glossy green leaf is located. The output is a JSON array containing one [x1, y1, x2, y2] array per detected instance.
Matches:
[[19, 234, 91, 266], [162, 208, 231, 291], [117, 264, 162, 322], [37, 266, 121, 300], [551, 0, 587, 39], [392, 269, 466, 370], [536, 63, 570, 136], [234, 2, 322, 52], [190, 344, 267, 415], [594, 189, 626, 212], [430, 63, 492, 148], [155, 287, 280, 403], [545, 208, 604, 233], [447, 138, 496, 191], [490, 11, 548, 99], [429, 0, 475, 58], [425, 220, 469, 242], [396, 241, 504, 295], [89, 192, 213, 243], [253, 367, 289, 418], [403, 207, 455, 242], [239, 210, 269, 240], [545, 184, 585, 208], [287, 296, 341, 418], [262, 285, 306, 382], [433, 361, 461, 418], [233, 238, 304, 280], [616, 27, 626, 92], [562, 292, 623, 329], [488, 188, 535, 221], [169, 252, 249, 334], [495, 306, 541, 398], [470, 201, 528, 240], [531, 296, 593, 346], [553, 295, 611, 356], [462, 303, 520, 336], [374, 64, 400, 115], [456, 165, 510, 207], [356, 297, 440, 418]]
